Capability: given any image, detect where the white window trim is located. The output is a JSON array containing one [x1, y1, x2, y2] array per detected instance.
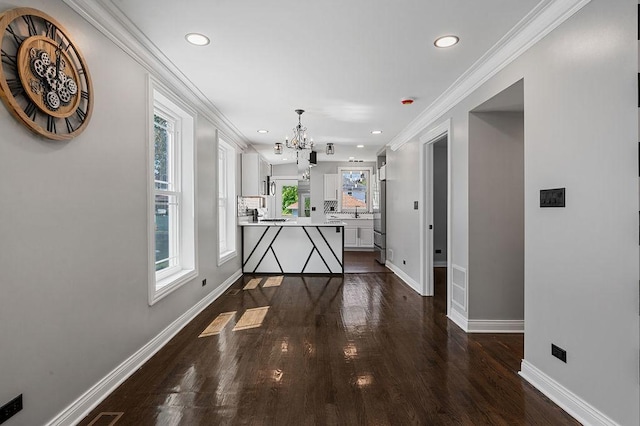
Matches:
[[218, 136, 237, 265], [147, 75, 198, 305], [337, 166, 374, 213]]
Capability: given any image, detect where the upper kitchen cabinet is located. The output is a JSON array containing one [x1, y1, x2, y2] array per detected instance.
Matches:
[[242, 153, 271, 196], [324, 174, 339, 201]]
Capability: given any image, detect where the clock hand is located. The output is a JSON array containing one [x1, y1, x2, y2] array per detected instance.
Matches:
[[55, 43, 61, 80]]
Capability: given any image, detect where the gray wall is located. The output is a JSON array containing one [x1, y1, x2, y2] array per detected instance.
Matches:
[[271, 163, 298, 176], [0, 1, 241, 425], [468, 112, 524, 320], [433, 140, 448, 266], [386, 0, 639, 423]]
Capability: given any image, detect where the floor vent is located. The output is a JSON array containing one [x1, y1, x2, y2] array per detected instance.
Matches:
[[87, 412, 123, 426]]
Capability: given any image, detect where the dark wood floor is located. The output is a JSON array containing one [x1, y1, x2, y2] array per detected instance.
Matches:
[[79, 269, 578, 426], [343, 251, 392, 273]]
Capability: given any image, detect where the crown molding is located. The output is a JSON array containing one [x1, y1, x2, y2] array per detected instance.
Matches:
[[61, 0, 248, 150], [388, 0, 592, 151]]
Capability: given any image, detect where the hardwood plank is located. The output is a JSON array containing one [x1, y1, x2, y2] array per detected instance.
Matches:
[[263, 275, 283, 287], [243, 277, 262, 290], [198, 311, 235, 337], [232, 306, 270, 331], [77, 270, 579, 426]]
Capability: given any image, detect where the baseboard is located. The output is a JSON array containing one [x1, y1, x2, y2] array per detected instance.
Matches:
[[519, 360, 620, 426], [447, 307, 468, 332], [467, 319, 524, 333], [46, 269, 242, 426], [385, 261, 421, 295]]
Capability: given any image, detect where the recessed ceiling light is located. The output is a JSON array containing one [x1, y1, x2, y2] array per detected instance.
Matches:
[[371, 130, 382, 135], [349, 156, 355, 160], [257, 129, 269, 134], [283, 158, 288, 161], [434, 35, 459, 48], [185, 33, 210, 46], [357, 144, 364, 148]]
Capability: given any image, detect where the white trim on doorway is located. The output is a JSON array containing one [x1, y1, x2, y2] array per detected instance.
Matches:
[[418, 119, 452, 315]]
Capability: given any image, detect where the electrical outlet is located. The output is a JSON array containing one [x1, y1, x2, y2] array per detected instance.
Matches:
[[435, 249, 442, 254], [0, 394, 23, 423], [202, 279, 207, 287], [403, 260, 406, 265], [551, 344, 567, 363], [413, 201, 418, 210], [388, 249, 393, 261]]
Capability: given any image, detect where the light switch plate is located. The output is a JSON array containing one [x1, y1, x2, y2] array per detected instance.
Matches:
[[540, 188, 565, 207]]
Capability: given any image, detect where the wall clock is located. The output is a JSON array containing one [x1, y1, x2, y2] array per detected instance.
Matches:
[[0, 7, 93, 140]]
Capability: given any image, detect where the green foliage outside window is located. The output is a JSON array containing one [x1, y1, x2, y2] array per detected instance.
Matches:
[[282, 185, 298, 215]]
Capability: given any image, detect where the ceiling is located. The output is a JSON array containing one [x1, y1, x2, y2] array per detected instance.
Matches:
[[110, 0, 540, 163]]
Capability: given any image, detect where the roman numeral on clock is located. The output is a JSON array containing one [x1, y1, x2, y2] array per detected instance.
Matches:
[[65, 117, 75, 133], [6, 78, 23, 96], [45, 22, 57, 40], [6, 24, 25, 46], [24, 101, 38, 120], [47, 116, 57, 133], [1, 49, 18, 71], [22, 15, 38, 36]]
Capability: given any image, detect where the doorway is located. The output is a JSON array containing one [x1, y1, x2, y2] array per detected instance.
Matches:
[[432, 138, 448, 306], [419, 119, 452, 317], [467, 79, 524, 332]]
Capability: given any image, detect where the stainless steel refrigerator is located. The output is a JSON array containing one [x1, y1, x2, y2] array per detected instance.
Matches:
[[373, 179, 386, 264]]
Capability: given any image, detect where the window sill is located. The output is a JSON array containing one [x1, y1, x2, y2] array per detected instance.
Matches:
[[218, 250, 237, 266], [149, 268, 197, 306]]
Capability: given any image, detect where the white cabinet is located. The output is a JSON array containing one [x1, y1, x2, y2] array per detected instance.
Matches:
[[324, 174, 339, 201], [344, 227, 358, 247], [358, 226, 374, 247], [343, 219, 374, 249], [242, 153, 271, 196]]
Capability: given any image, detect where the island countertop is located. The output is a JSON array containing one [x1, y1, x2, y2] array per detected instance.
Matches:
[[241, 220, 344, 274], [239, 220, 345, 226]]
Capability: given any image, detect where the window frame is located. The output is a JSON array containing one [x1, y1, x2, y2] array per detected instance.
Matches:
[[218, 137, 237, 265], [337, 167, 374, 213], [147, 76, 198, 305]]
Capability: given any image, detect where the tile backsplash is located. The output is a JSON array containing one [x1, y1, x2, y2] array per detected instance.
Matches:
[[324, 200, 338, 213], [238, 196, 264, 216]]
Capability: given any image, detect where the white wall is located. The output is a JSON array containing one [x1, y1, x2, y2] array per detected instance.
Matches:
[[468, 112, 524, 320], [0, 2, 241, 425], [386, 0, 639, 423]]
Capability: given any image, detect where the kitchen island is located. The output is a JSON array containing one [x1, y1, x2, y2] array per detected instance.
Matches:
[[240, 220, 344, 274]]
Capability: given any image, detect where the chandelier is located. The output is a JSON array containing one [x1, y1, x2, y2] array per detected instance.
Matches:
[[284, 109, 314, 151]]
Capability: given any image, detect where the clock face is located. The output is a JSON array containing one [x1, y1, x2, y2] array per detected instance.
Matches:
[[0, 8, 93, 140]]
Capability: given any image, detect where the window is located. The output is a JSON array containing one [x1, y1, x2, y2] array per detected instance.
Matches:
[[338, 167, 372, 212], [148, 78, 197, 305], [281, 185, 298, 217], [218, 138, 237, 264]]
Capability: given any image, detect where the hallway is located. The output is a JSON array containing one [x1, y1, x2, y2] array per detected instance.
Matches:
[[79, 271, 577, 425]]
